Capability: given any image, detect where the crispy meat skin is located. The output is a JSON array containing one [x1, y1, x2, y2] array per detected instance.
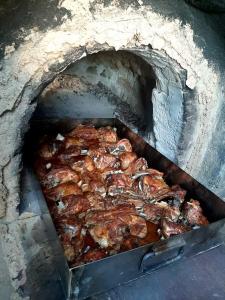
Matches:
[[45, 182, 82, 201], [68, 124, 99, 140], [85, 205, 147, 248], [183, 199, 209, 226], [143, 202, 180, 224], [42, 167, 79, 188], [98, 126, 118, 143], [161, 218, 190, 238], [120, 152, 137, 170], [35, 123, 209, 266]]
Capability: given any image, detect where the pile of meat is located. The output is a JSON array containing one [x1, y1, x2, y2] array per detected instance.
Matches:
[[35, 124, 209, 266]]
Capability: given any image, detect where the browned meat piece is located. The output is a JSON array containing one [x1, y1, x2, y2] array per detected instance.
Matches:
[[138, 221, 160, 245], [106, 173, 134, 197], [120, 236, 139, 251], [140, 174, 171, 201], [170, 185, 186, 203], [71, 156, 95, 173], [93, 153, 120, 171], [68, 124, 99, 140], [123, 215, 147, 238], [183, 199, 209, 226], [82, 249, 107, 263], [120, 152, 137, 170], [125, 157, 148, 175], [41, 167, 79, 188], [57, 217, 84, 261], [53, 195, 91, 216], [98, 126, 118, 143], [86, 206, 147, 248], [64, 137, 86, 149], [85, 205, 136, 225], [85, 192, 106, 210], [143, 202, 180, 224], [89, 215, 147, 248], [81, 179, 106, 197], [89, 221, 125, 248], [107, 139, 132, 155], [88, 145, 108, 158], [57, 146, 82, 164], [161, 218, 190, 238], [38, 141, 60, 160], [45, 182, 82, 201], [103, 195, 144, 211], [107, 173, 133, 188]]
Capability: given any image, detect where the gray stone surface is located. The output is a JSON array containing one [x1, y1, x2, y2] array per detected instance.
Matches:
[[0, 0, 224, 298]]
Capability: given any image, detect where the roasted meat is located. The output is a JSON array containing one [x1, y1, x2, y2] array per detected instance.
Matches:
[[98, 126, 118, 143], [35, 123, 209, 267], [183, 199, 209, 226], [119, 152, 137, 170], [45, 182, 82, 201], [142, 202, 180, 224], [68, 124, 99, 140], [41, 167, 79, 188], [161, 218, 190, 238], [93, 153, 120, 171], [107, 139, 132, 155]]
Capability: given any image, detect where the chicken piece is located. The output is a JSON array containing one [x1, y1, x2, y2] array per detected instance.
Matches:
[[93, 153, 120, 171], [45, 182, 82, 201], [88, 145, 108, 158], [85, 205, 137, 225], [41, 167, 79, 188], [120, 152, 137, 170], [171, 185, 186, 202], [107, 173, 134, 197], [140, 174, 171, 201], [138, 221, 160, 246], [143, 202, 180, 224], [68, 124, 99, 140], [57, 217, 84, 261], [183, 199, 209, 226], [81, 179, 106, 197], [88, 214, 147, 249], [86, 206, 147, 248], [107, 173, 133, 188], [161, 218, 190, 238], [82, 249, 108, 263], [105, 196, 145, 210], [123, 214, 147, 238], [85, 192, 106, 210], [57, 146, 82, 164], [107, 139, 132, 155], [120, 236, 139, 251], [54, 195, 91, 216], [89, 221, 125, 248], [125, 157, 148, 175], [71, 156, 95, 173], [64, 137, 87, 149], [38, 141, 60, 160], [98, 126, 118, 143]]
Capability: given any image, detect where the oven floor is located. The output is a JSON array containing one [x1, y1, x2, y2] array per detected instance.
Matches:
[[88, 244, 225, 300]]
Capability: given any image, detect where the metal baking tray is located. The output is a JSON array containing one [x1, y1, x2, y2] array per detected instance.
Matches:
[[21, 118, 225, 300]]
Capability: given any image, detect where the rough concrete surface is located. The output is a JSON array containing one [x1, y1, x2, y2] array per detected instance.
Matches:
[[0, 0, 224, 298]]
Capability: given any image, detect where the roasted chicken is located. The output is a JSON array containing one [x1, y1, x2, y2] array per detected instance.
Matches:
[[35, 123, 209, 266]]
